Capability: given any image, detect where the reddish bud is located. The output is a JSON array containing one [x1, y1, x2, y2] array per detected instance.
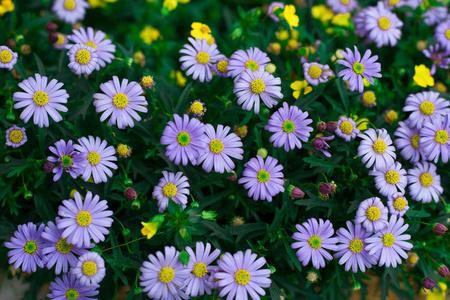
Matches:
[[422, 278, 438, 293], [6, 39, 16, 49], [227, 170, 237, 181], [289, 186, 305, 199], [124, 188, 137, 200], [317, 121, 326, 132], [42, 161, 55, 174], [48, 32, 59, 44], [326, 121, 337, 133], [433, 223, 447, 235], [437, 264, 449, 278], [318, 182, 333, 195], [45, 22, 58, 32]]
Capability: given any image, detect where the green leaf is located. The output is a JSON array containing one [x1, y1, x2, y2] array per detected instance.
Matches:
[[283, 240, 302, 272], [269, 281, 287, 300], [33, 53, 46, 76], [254, 128, 262, 148], [303, 156, 343, 173], [335, 67, 350, 115], [14, 57, 28, 79], [202, 220, 234, 243], [174, 81, 193, 114], [179, 250, 189, 266], [405, 209, 430, 218]]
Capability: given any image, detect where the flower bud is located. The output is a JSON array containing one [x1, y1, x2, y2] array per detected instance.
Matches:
[[122, 228, 131, 236], [124, 178, 133, 186], [306, 271, 318, 283], [131, 200, 140, 210], [227, 170, 237, 181], [42, 161, 55, 174], [124, 57, 133, 67], [265, 63, 276, 74], [261, 108, 270, 116], [24, 190, 33, 200], [6, 113, 15, 121], [5, 99, 14, 106], [351, 281, 361, 290], [317, 121, 326, 132], [190, 201, 199, 208], [433, 223, 447, 235], [406, 251, 419, 268], [48, 32, 58, 43], [201, 211, 217, 221], [134, 287, 142, 294], [6, 39, 16, 50], [318, 182, 333, 195], [124, 188, 137, 200], [20, 44, 31, 55], [257, 148, 268, 159], [179, 228, 189, 239], [437, 264, 449, 278], [325, 121, 337, 133], [234, 125, 248, 138], [231, 216, 245, 226], [15, 35, 24, 43], [319, 192, 329, 201], [289, 185, 305, 199], [422, 278, 438, 293], [45, 22, 58, 32]]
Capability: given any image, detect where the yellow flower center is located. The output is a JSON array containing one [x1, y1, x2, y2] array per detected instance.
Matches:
[[365, 206, 381, 221], [56, 238, 73, 254], [256, 169, 270, 183], [308, 235, 322, 249], [86, 151, 101, 166], [55, 34, 66, 46], [190, 101, 204, 115], [196, 51, 210, 64], [65, 289, 79, 300], [75, 49, 91, 65], [116, 144, 131, 157], [352, 62, 365, 75], [446, 29, 450, 40], [340, 121, 353, 135], [234, 269, 251, 285], [388, 0, 400, 5], [192, 262, 207, 278], [8, 129, 23, 144], [393, 197, 407, 211], [162, 183, 177, 198], [76, 211, 92, 227], [340, 0, 350, 5], [308, 65, 322, 79], [410, 134, 420, 149], [385, 110, 398, 123], [382, 233, 395, 247], [0, 49, 13, 63], [362, 91, 376, 105], [82, 261, 97, 277], [209, 139, 224, 154], [63, 0, 76, 10], [384, 170, 400, 185], [141, 76, 154, 88], [250, 79, 265, 94], [159, 266, 175, 283], [112, 93, 129, 109], [245, 59, 259, 71], [85, 41, 97, 50], [419, 173, 434, 187], [33, 91, 49, 106], [435, 130, 448, 144], [282, 120, 295, 133], [419, 101, 435, 115], [176, 131, 190, 146], [349, 238, 364, 253], [372, 138, 387, 154], [23, 241, 38, 254], [217, 60, 228, 73], [378, 17, 391, 30]]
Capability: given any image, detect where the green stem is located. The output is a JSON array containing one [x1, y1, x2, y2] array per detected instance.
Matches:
[[101, 236, 146, 252], [408, 221, 430, 226]]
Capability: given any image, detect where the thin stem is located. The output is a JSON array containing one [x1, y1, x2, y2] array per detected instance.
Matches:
[[408, 221, 430, 226], [101, 236, 146, 252], [112, 216, 125, 229]]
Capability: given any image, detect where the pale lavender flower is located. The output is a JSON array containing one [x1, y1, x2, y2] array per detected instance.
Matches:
[[267, 2, 285, 22], [357, 128, 396, 171], [48, 139, 87, 182], [364, 2, 403, 48], [326, 0, 359, 14], [228, 47, 271, 80], [152, 171, 190, 212], [312, 135, 334, 157], [52, 0, 89, 25], [394, 120, 427, 163], [419, 115, 450, 163], [211, 54, 231, 77], [335, 116, 360, 142], [423, 44, 450, 75], [5, 125, 27, 148], [422, 7, 448, 26], [71, 252, 106, 288], [47, 273, 98, 300], [355, 197, 389, 233], [407, 162, 443, 203], [303, 62, 333, 86], [387, 192, 409, 217], [369, 162, 407, 197], [12, 73, 69, 128], [403, 91, 450, 129], [67, 44, 98, 75], [0, 45, 18, 70], [435, 20, 450, 52], [384, 0, 421, 10]]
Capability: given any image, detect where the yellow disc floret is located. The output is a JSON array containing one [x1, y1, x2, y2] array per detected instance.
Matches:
[[352, 62, 365, 75], [419, 173, 434, 187], [141, 76, 155, 89], [446, 29, 450, 40], [112, 93, 128, 109], [82, 261, 98, 277], [85, 41, 97, 50], [162, 183, 177, 198], [340, 0, 350, 5], [209, 139, 224, 154], [349, 238, 364, 253], [65, 289, 80, 300], [250, 79, 265, 94], [0, 49, 13, 63], [245, 59, 259, 71], [308, 235, 322, 249], [87, 151, 101, 166], [23, 241, 38, 254], [63, 0, 76, 10], [388, 0, 400, 5], [308, 65, 322, 79], [190, 101, 204, 115], [159, 266, 175, 283], [192, 262, 207, 278], [410, 134, 420, 149], [56, 238, 73, 254], [75, 49, 91, 65], [419, 101, 435, 115], [362, 91, 376, 106], [76, 211, 92, 227], [378, 17, 391, 30], [55, 34, 66, 46], [435, 130, 449, 144], [382, 233, 395, 247], [116, 144, 131, 157], [33, 91, 49, 106], [256, 169, 270, 183], [340, 121, 353, 135], [282, 120, 295, 133], [217, 60, 228, 73], [393, 197, 407, 211], [384, 170, 400, 185], [234, 269, 251, 285], [196, 51, 210, 64], [9, 130, 23, 144], [372, 137, 387, 154], [365, 206, 381, 221], [176, 131, 190, 146]]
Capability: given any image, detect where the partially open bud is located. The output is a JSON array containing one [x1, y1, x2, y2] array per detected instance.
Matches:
[[131, 200, 140, 210], [326, 121, 337, 133], [124, 188, 137, 200], [422, 278, 438, 294], [141, 215, 164, 239], [318, 182, 333, 195], [288, 185, 305, 199], [317, 121, 326, 132], [306, 271, 318, 283], [437, 264, 449, 278], [227, 170, 237, 181], [433, 223, 447, 235], [42, 161, 55, 174]]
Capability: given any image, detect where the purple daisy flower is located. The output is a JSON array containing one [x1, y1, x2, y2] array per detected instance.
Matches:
[[93, 76, 148, 129], [47, 139, 87, 182], [67, 44, 98, 76], [184, 242, 221, 297], [384, 0, 421, 10], [179, 37, 220, 83], [160, 114, 206, 166], [152, 171, 190, 213], [387, 192, 409, 217], [422, 7, 448, 26], [337, 46, 382, 93], [303, 62, 333, 86], [394, 120, 427, 163], [0, 45, 18, 70], [74, 136, 118, 183], [355, 197, 389, 233], [139, 246, 190, 300], [56, 191, 113, 248], [12, 73, 69, 128], [291, 218, 339, 269], [47, 273, 98, 300], [71, 252, 106, 288], [365, 215, 413, 268], [233, 68, 283, 114], [227, 47, 271, 80], [369, 161, 407, 197], [67, 27, 116, 70], [435, 20, 450, 52], [215, 249, 271, 300], [5, 222, 45, 273], [312, 135, 334, 157], [51, 0, 89, 25], [238, 155, 284, 202], [211, 54, 231, 77], [358, 128, 396, 171], [407, 162, 443, 203], [326, 0, 359, 14], [267, 2, 285, 22], [5, 125, 27, 148], [42, 219, 90, 275], [334, 221, 378, 273], [264, 102, 314, 151], [353, 9, 369, 38], [423, 44, 450, 75], [53, 33, 68, 50], [335, 116, 360, 142], [420, 115, 450, 163], [403, 91, 450, 129], [364, 2, 403, 48], [198, 124, 243, 173]]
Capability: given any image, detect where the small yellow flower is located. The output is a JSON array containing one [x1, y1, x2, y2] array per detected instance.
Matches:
[[283, 5, 299, 29], [331, 13, 351, 27], [413, 64, 434, 88], [163, 0, 177, 11], [290, 80, 313, 99], [355, 117, 369, 131], [286, 39, 300, 51], [267, 42, 282, 55], [87, 0, 106, 8], [191, 22, 212, 41], [311, 5, 334, 23], [384, 110, 398, 125], [234, 125, 248, 138], [170, 70, 186, 87], [434, 81, 447, 93], [0, 0, 14, 16], [290, 29, 300, 40], [141, 221, 159, 239], [276, 28, 290, 41], [133, 51, 145, 65], [140, 26, 161, 45], [116, 144, 132, 158]]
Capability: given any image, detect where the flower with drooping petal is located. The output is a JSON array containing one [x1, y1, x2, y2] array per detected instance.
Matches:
[[198, 124, 243, 173], [227, 47, 271, 80], [160, 114, 206, 166], [5, 125, 27, 148], [364, 2, 403, 48], [387, 192, 409, 217], [355, 197, 389, 233], [67, 44, 98, 75], [0, 45, 18, 70], [238, 155, 284, 202], [56, 191, 113, 248], [423, 44, 450, 75], [335, 116, 360, 142], [403, 91, 450, 129], [93, 76, 148, 129], [369, 162, 407, 197], [152, 171, 190, 212], [312, 135, 334, 157], [303, 62, 333, 86], [394, 120, 427, 163], [12, 73, 69, 128], [264, 102, 313, 151], [267, 2, 285, 22], [291, 218, 339, 269], [139, 246, 190, 300], [47, 273, 98, 300], [365, 215, 413, 268], [435, 20, 450, 52], [5, 222, 45, 273], [215, 249, 271, 300], [337, 46, 382, 93], [407, 162, 443, 204], [47, 139, 87, 182], [233, 68, 283, 114], [71, 252, 105, 288], [326, 0, 359, 14], [419, 115, 450, 163], [357, 128, 396, 171], [52, 0, 89, 25]]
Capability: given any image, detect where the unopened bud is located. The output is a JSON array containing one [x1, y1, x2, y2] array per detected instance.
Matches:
[[326, 121, 337, 133], [6, 39, 16, 50], [351, 281, 361, 290], [21, 44, 31, 55], [124, 188, 137, 200], [190, 201, 199, 208], [6, 113, 15, 121], [257, 148, 268, 159], [317, 121, 326, 132], [179, 227, 190, 239], [201, 211, 217, 221], [318, 182, 333, 195], [227, 170, 237, 181], [48, 32, 58, 43], [134, 287, 142, 294], [131, 200, 140, 210], [45, 22, 58, 32], [122, 228, 131, 236], [124, 178, 133, 186], [422, 277, 438, 293], [433, 223, 447, 235], [289, 185, 305, 199], [437, 264, 449, 278], [265, 63, 276, 74], [42, 161, 55, 174], [24, 190, 33, 200]]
